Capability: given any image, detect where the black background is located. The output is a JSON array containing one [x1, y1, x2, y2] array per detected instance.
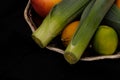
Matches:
[[0, 0, 120, 80]]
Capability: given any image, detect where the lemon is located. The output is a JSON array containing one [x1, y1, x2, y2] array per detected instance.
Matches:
[[61, 21, 80, 47], [93, 25, 118, 55]]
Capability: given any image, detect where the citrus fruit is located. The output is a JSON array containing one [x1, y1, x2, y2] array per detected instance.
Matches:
[[61, 21, 80, 47], [115, 0, 120, 8], [31, 0, 62, 17], [93, 25, 118, 55]]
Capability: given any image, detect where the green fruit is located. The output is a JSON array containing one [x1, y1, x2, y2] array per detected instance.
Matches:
[[93, 25, 118, 55]]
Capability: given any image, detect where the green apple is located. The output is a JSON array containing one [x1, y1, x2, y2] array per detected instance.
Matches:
[[93, 25, 118, 55]]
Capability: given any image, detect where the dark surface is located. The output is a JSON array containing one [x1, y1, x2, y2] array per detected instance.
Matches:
[[0, 0, 120, 80]]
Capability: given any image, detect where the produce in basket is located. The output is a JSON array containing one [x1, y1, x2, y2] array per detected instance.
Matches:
[[32, 0, 90, 48], [29, 0, 120, 64], [64, 0, 115, 64]]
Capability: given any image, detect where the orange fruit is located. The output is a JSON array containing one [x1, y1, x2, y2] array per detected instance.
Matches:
[[31, 0, 62, 17], [61, 21, 80, 47], [115, 0, 120, 8]]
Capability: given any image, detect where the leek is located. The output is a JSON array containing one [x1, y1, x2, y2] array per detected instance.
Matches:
[[32, 0, 90, 48], [64, 0, 115, 64], [104, 4, 120, 39]]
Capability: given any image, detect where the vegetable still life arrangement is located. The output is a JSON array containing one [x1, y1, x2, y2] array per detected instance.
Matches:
[[25, 0, 120, 64]]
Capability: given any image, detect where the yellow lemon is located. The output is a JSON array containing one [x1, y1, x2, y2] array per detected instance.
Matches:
[[61, 21, 80, 47], [93, 25, 118, 55]]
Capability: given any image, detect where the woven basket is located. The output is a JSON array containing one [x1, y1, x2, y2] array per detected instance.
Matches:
[[24, 0, 120, 61]]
